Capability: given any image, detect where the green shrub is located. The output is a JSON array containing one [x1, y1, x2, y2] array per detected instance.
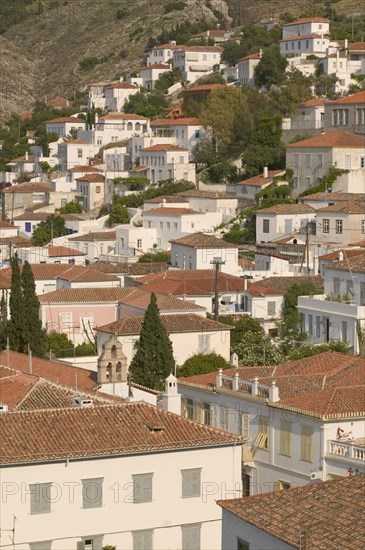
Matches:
[[164, 1, 186, 13], [79, 57, 99, 71]]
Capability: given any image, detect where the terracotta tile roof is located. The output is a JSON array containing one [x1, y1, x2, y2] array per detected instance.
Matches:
[[319, 249, 364, 261], [218, 475, 365, 550], [237, 53, 261, 61], [144, 207, 200, 215], [150, 118, 201, 126], [0, 350, 98, 392], [284, 16, 329, 25], [69, 165, 102, 172], [47, 97, 70, 108], [38, 287, 131, 304], [68, 231, 116, 242], [117, 289, 205, 312], [99, 313, 230, 335], [236, 170, 286, 187], [13, 212, 49, 221], [0, 366, 117, 411], [90, 260, 168, 275], [0, 401, 244, 464], [2, 183, 50, 193], [140, 270, 245, 296], [330, 90, 365, 104], [140, 64, 170, 71], [141, 144, 188, 152], [300, 98, 328, 107], [170, 232, 238, 249], [175, 45, 223, 52], [75, 173, 105, 182], [46, 246, 86, 257], [175, 189, 236, 199], [280, 34, 322, 42], [316, 200, 365, 213], [46, 117, 85, 124], [0, 220, 18, 229], [99, 113, 149, 121], [0, 236, 30, 246], [238, 257, 254, 267], [327, 253, 365, 273], [256, 275, 324, 292], [301, 192, 365, 201], [104, 82, 137, 89], [246, 283, 285, 297], [348, 42, 365, 51], [55, 266, 119, 282], [151, 43, 181, 50], [256, 203, 315, 214], [1, 263, 74, 283], [286, 130, 365, 148]]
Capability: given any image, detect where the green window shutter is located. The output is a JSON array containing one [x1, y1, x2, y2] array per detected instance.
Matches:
[[132, 473, 153, 503], [30, 483, 52, 515], [82, 478, 103, 509]]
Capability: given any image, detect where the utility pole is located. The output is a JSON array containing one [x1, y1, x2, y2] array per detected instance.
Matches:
[[211, 259, 225, 321], [306, 222, 310, 275]]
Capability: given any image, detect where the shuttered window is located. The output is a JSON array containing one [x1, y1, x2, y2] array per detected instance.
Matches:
[[255, 416, 269, 450], [301, 425, 313, 462], [132, 530, 153, 550], [82, 478, 103, 509], [181, 523, 201, 550], [29, 542, 52, 550], [280, 420, 292, 456], [267, 301, 276, 316], [181, 468, 201, 498], [198, 334, 211, 353], [132, 473, 153, 503], [77, 537, 103, 550], [30, 483, 52, 515], [240, 413, 250, 439]]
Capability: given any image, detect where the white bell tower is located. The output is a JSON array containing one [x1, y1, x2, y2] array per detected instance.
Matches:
[[160, 373, 181, 415]]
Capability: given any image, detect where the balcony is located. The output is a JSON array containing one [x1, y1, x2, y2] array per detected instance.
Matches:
[[216, 370, 279, 402], [327, 439, 365, 464], [299, 294, 364, 317]]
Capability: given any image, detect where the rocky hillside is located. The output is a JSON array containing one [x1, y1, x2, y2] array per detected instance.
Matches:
[[0, 0, 363, 116]]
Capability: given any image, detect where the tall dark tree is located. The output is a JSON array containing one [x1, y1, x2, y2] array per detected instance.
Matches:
[[129, 293, 175, 390], [0, 290, 8, 349], [21, 261, 48, 358], [6, 254, 26, 353], [254, 44, 288, 89]]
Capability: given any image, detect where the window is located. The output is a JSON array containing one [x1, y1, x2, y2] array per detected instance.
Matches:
[[82, 478, 103, 509], [308, 314, 313, 336], [30, 483, 52, 515], [362, 220, 365, 234], [305, 154, 312, 168], [220, 405, 229, 430], [293, 176, 298, 188], [137, 238, 142, 248], [285, 43, 288, 50], [294, 153, 300, 168], [315, 316, 321, 339], [159, 221, 163, 229], [25, 222, 32, 233], [262, 219, 270, 233], [181, 469, 201, 498], [256, 416, 269, 450], [280, 420, 292, 456], [174, 222, 178, 230], [181, 524, 201, 550], [317, 154, 323, 167], [237, 539, 249, 550], [181, 397, 194, 420], [267, 301, 276, 316], [132, 530, 153, 550], [297, 41, 301, 49], [335, 219, 343, 234], [127, 122, 133, 130], [132, 473, 153, 503], [342, 321, 347, 343], [198, 334, 211, 353], [166, 222, 170, 230], [301, 425, 313, 462], [346, 279, 354, 298], [360, 282, 365, 306], [77, 149, 83, 158], [357, 108, 365, 125], [78, 537, 103, 550], [306, 176, 311, 188], [95, 186, 101, 193], [333, 277, 341, 297], [323, 218, 329, 233], [202, 403, 213, 426], [29, 542, 52, 550], [344, 155, 351, 169], [147, 221, 152, 228]]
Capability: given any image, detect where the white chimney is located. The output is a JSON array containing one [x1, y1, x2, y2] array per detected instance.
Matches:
[[263, 166, 268, 178], [230, 353, 239, 366], [162, 198, 166, 208], [25, 151, 29, 161], [338, 251, 344, 261], [0, 404, 9, 413], [72, 397, 93, 407], [159, 373, 181, 414]]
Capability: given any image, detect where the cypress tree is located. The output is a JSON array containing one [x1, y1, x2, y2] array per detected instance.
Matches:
[[129, 293, 175, 390], [0, 290, 8, 350], [6, 254, 26, 353], [21, 261, 48, 358]]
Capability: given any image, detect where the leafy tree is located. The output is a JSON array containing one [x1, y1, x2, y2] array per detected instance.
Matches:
[[129, 293, 175, 390], [271, 69, 313, 116], [289, 340, 349, 361], [232, 330, 283, 366], [192, 137, 222, 169], [230, 317, 262, 347], [0, 291, 8, 349], [124, 90, 170, 118], [48, 332, 74, 358], [21, 261, 48, 357], [177, 352, 230, 377], [6, 254, 26, 353], [75, 342, 97, 356], [284, 282, 318, 317], [154, 69, 181, 93], [221, 41, 246, 67], [242, 117, 285, 176], [106, 199, 130, 227], [254, 44, 288, 89], [313, 63, 340, 99], [240, 23, 282, 55], [58, 200, 84, 214], [138, 251, 170, 263], [31, 215, 67, 246]]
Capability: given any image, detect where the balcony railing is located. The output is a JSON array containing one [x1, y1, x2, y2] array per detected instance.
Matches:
[[327, 440, 365, 462], [217, 370, 279, 402]]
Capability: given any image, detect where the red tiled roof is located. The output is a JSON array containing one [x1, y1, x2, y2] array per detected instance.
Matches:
[[301, 192, 365, 201], [348, 42, 365, 51], [75, 173, 105, 182], [256, 204, 315, 214], [117, 288, 205, 312], [99, 113, 148, 121], [0, 401, 244, 464], [237, 53, 260, 61], [287, 130, 365, 148], [330, 91, 365, 104], [46, 246, 86, 257], [175, 45, 223, 52], [55, 266, 119, 282], [150, 118, 201, 126], [319, 249, 364, 262], [218, 475, 365, 550], [236, 170, 285, 187], [284, 17, 329, 25], [300, 98, 328, 107], [144, 207, 200, 215], [0, 220, 18, 229], [316, 200, 365, 214], [280, 34, 322, 42], [144, 195, 189, 204], [2, 183, 50, 194], [141, 144, 188, 152], [327, 253, 365, 273], [246, 283, 285, 297], [68, 231, 116, 242], [99, 313, 230, 335], [46, 117, 85, 124], [170, 233, 239, 249], [69, 165, 102, 172]]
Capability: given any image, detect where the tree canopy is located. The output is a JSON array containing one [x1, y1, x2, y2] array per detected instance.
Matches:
[[123, 90, 170, 118], [254, 44, 288, 89], [31, 215, 67, 246], [177, 352, 231, 377]]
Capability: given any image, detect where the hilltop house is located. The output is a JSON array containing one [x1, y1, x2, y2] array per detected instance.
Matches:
[[324, 90, 365, 135], [237, 52, 261, 86], [139, 144, 196, 184], [315, 200, 365, 245], [280, 17, 331, 58], [45, 116, 86, 138], [255, 204, 316, 244], [150, 117, 205, 154], [173, 45, 223, 83], [75, 173, 105, 211]]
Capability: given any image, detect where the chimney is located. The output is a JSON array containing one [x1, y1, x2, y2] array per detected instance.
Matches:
[[25, 151, 29, 161], [0, 404, 9, 413], [230, 352, 238, 366], [263, 166, 268, 178], [162, 198, 166, 208], [259, 48, 263, 58], [338, 250, 344, 261]]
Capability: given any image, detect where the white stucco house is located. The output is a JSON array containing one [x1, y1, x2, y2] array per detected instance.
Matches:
[[103, 81, 139, 111], [57, 140, 97, 171], [237, 52, 261, 86], [139, 144, 196, 184], [298, 253, 365, 354], [146, 42, 178, 66], [255, 204, 316, 244], [280, 17, 331, 58], [178, 351, 365, 496], [75, 173, 105, 211], [175, 190, 238, 222], [228, 169, 286, 201], [16, 245, 86, 266], [169, 233, 239, 275], [242, 282, 285, 335], [283, 98, 326, 132], [150, 117, 206, 155], [46, 116, 86, 138], [138, 64, 171, 91], [78, 113, 150, 149], [315, 200, 365, 245], [173, 45, 223, 83], [0, 402, 244, 550]]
